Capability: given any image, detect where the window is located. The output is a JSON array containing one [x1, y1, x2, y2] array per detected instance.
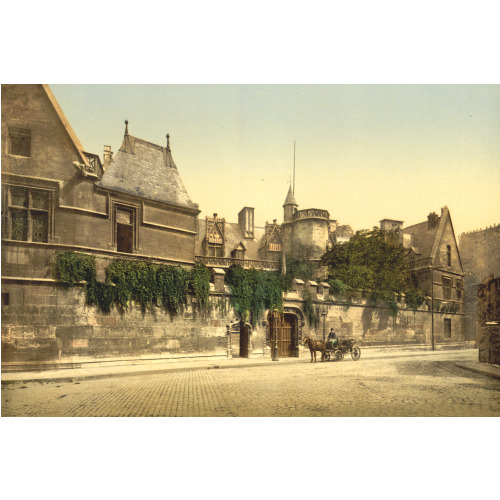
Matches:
[[456, 279, 463, 300], [207, 243, 223, 257], [2, 293, 10, 306], [4, 185, 50, 242], [9, 127, 31, 157], [442, 277, 452, 300], [115, 207, 135, 253], [205, 219, 224, 257], [446, 245, 451, 267], [444, 318, 451, 339]]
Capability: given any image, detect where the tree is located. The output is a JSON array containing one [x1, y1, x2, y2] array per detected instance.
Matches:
[[320, 227, 425, 310]]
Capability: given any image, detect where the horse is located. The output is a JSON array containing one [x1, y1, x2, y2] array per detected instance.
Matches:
[[302, 337, 327, 363]]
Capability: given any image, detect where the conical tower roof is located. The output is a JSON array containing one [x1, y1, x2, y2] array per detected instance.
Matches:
[[283, 185, 297, 206]]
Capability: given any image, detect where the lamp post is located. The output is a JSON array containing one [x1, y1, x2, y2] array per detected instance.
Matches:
[[272, 311, 280, 361], [322, 304, 327, 342], [431, 265, 435, 351]]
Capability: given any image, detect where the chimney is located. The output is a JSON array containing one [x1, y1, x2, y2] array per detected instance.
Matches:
[[428, 212, 439, 230], [103, 145, 113, 171], [238, 207, 255, 239]]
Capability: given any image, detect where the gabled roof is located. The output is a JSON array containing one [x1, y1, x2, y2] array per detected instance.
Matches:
[[98, 124, 198, 210], [404, 220, 438, 258], [283, 186, 298, 206], [195, 219, 266, 259], [42, 85, 91, 168], [404, 207, 460, 266]]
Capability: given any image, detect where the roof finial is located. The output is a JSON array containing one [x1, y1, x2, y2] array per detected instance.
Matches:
[[166, 133, 171, 150], [125, 120, 129, 135]]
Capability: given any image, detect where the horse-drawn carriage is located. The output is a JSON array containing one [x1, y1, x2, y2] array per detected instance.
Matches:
[[303, 336, 361, 362]]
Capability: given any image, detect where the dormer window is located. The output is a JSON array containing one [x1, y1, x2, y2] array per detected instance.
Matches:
[[269, 242, 282, 252], [231, 242, 246, 260], [9, 127, 31, 157], [204, 214, 225, 257]]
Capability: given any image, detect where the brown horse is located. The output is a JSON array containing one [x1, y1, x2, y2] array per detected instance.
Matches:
[[302, 337, 327, 362]]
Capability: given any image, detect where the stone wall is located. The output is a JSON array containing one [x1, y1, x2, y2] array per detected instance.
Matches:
[[459, 224, 500, 341], [1, 278, 466, 365]]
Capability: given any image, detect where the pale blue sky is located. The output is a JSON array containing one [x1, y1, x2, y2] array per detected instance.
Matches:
[[51, 84, 500, 237]]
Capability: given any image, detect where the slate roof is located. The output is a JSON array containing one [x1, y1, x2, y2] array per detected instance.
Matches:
[[404, 207, 450, 259], [98, 127, 197, 210], [283, 186, 298, 206]]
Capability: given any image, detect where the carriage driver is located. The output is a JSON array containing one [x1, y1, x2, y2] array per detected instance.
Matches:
[[327, 329, 338, 348]]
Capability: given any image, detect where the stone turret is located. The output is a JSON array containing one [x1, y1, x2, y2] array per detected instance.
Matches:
[[283, 186, 298, 222]]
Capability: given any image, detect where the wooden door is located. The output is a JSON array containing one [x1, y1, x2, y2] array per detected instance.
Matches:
[[268, 312, 296, 357], [117, 224, 133, 253]]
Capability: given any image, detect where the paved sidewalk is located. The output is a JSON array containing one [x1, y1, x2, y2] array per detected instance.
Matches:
[[2, 348, 492, 385]]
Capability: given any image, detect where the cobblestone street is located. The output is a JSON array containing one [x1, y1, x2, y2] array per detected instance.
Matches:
[[2, 350, 499, 417]]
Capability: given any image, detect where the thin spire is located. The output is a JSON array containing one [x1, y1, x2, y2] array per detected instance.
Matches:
[[293, 141, 296, 194], [119, 119, 134, 154], [284, 185, 297, 206], [164, 132, 177, 168]]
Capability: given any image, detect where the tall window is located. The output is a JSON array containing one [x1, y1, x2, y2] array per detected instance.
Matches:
[[9, 127, 31, 157], [444, 318, 452, 339], [442, 277, 452, 300], [115, 206, 135, 253], [456, 279, 463, 300], [446, 245, 451, 267], [4, 185, 50, 242]]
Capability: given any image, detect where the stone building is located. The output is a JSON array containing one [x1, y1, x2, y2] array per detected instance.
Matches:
[[477, 274, 500, 364], [1, 84, 469, 366], [378, 207, 466, 345], [195, 186, 352, 270], [459, 224, 500, 342], [1, 84, 201, 362]]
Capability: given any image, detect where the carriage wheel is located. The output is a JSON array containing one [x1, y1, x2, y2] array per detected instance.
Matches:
[[334, 350, 344, 362], [351, 346, 361, 361]]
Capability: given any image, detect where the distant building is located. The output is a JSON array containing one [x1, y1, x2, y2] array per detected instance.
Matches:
[[459, 224, 500, 341], [477, 274, 500, 364], [195, 186, 353, 269]]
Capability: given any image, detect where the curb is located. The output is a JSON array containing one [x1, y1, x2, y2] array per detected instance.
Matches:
[[1, 359, 306, 385], [454, 363, 500, 381], [2, 350, 477, 386]]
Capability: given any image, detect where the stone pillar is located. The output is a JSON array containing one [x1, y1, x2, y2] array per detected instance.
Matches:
[[305, 280, 318, 300], [212, 268, 225, 293], [317, 282, 330, 300], [291, 278, 305, 297]]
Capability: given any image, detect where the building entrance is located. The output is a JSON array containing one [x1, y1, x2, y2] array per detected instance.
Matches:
[[268, 311, 298, 357]]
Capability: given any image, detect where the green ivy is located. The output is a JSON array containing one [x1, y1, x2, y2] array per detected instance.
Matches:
[[189, 263, 211, 311], [405, 288, 427, 310], [302, 288, 318, 326], [86, 279, 116, 314], [328, 279, 349, 297], [225, 265, 283, 324], [54, 251, 96, 285], [54, 252, 209, 316]]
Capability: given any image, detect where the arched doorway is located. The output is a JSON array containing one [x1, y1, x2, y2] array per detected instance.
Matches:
[[268, 311, 299, 357]]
